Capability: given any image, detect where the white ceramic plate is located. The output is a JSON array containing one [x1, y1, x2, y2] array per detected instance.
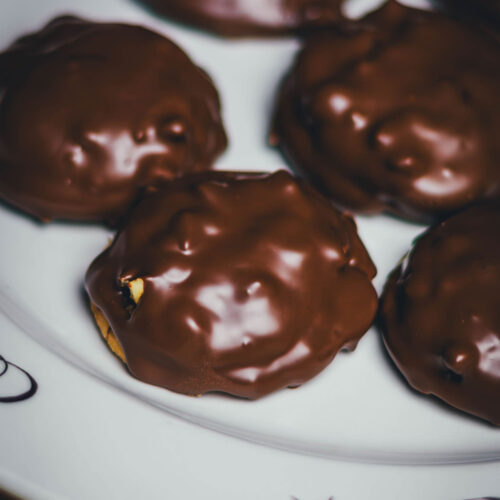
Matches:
[[0, 0, 499, 476], [3, 313, 499, 500]]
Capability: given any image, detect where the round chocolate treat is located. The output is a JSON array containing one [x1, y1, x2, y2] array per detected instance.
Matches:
[[272, 0, 500, 223], [380, 202, 500, 425], [0, 17, 227, 222], [85, 170, 377, 399], [139, 0, 343, 37]]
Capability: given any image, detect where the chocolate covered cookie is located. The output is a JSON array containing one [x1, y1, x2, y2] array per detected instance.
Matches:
[[380, 202, 500, 425], [85, 170, 377, 399], [272, 1, 500, 223], [0, 17, 226, 223], [139, 0, 343, 37]]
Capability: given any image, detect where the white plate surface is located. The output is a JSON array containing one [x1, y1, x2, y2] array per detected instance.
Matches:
[[3, 313, 499, 500], [0, 0, 499, 475]]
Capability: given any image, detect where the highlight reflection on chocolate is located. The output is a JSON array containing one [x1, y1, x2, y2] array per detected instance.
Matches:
[[272, 0, 500, 223], [138, 0, 343, 37], [85, 171, 377, 399], [0, 355, 38, 403], [0, 16, 227, 223], [380, 203, 500, 425]]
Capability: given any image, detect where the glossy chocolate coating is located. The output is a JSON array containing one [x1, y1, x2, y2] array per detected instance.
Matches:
[[272, 0, 500, 223], [380, 203, 500, 425], [139, 0, 343, 37], [0, 17, 227, 222], [85, 170, 377, 399]]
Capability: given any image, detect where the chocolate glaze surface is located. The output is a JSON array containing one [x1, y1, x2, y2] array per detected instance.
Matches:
[[139, 0, 343, 37], [380, 202, 500, 425], [85, 170, 377, 399], [0, 17, 227, 223], [272, 0, 500, 223]]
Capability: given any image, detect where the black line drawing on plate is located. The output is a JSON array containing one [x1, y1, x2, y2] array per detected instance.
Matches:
[[0, 354, 37, 402]]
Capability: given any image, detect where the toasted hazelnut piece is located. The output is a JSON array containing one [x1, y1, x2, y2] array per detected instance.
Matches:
[[119, 277, 144, 305], [128, 278, 144, 304]]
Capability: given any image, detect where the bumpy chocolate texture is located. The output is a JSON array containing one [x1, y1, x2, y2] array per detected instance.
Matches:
[[139, 0, 343, 37], [380, 203, 500, 425], [85, 171, 377, 399], [0, 17, 227, 222], [272, 0, 500, 223]]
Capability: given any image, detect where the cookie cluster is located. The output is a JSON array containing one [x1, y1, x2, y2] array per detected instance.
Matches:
[[1, 0, 498, 425]]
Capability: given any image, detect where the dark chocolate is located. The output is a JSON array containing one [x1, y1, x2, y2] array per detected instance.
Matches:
[[272, 0, 500, 223], [379, 202, 500, 425], [85, 170, 377, 399], [0, 17, 227, 223], [138, 0, 343, 37]]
